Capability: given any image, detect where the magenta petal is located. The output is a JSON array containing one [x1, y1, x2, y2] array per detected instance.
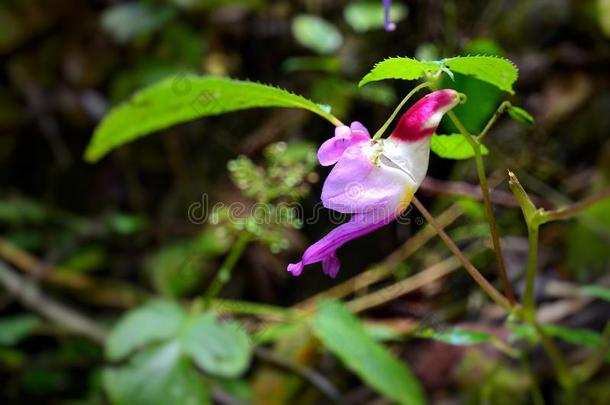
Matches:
[[321, 143, 407, 214], [317, 123, 370, 166], [287, 212, 393, 278], [350, 121, 370, 137], [322, 253, 340, 278]]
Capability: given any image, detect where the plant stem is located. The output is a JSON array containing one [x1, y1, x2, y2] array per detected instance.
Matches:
[[529, 318, 575, 391], [540, 186, 610, 224], [209, 298, 299, 321], [477, 101, 511, 142], [372, 82, 431, 140], [448, 110, 516, 304], [204, 231, 252, 299], [412, 196, 512, 311], [326, 115, 344, 127], [508, 171, 576, 391], [524, 224, 539, 312]]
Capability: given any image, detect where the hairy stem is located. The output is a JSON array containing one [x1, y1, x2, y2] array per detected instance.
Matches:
[[412, 196, 512, 311]]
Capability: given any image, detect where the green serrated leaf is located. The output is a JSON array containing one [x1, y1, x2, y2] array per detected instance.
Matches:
[[85, 75, 338, 162], [431, 133, 489, 160], [181, 312, 251, 378], [103, 342, 210, 405], [106, 300, 187, 361], [443, 56, 518, 94], [292, 15, 343, 55], [359, 57, 432, 87], [416, 327, 493, 345], [507, 105, 535, 126], [580, 285, 610, 302], [311, 301, 425, 405], [343, 1, 407, 32], [0, 315, 40, 346]]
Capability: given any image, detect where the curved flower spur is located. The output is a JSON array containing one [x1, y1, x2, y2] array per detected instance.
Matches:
[[288, 90, 461, 278]]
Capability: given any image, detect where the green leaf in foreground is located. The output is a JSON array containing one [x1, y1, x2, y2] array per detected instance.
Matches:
[[507, 105, 535, 126], [106, 300, 186, 361], [416, 327, 493, 345], [311, 300, 425, 405], [359, 57, 436, 87], [103, 342, 210, 405], [443, 56, 518, 95], [181, 312, 251, 378], [85, 75, 339, 162], [292, 15, 343, 55], [431, 133, 489, 160]]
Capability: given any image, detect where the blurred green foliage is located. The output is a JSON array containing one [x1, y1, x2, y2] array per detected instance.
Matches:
[[1, 0, 609, 403]]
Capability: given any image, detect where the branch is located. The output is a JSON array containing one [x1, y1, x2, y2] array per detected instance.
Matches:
[[347, 243, 486, 313], [412, 196, 512, 311], [0, 260, 108, 343], [541, 187, 610, 224]]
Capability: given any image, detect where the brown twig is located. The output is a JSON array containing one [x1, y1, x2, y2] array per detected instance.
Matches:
[[420, 177, 551, 208], [0, 237, 144, 308], [347, 244, 486, 313], [412, 196, 512, 311], [0, 260, 108, 343]]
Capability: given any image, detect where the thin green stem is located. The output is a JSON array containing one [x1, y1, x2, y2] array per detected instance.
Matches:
[[509, 171, 575, 392], [448, 110, 516, 304], [204, 232, 252, 299], [209, 298, 299, 321], [529, 318, 575, 392], [540, 186, 610, 224], [326, 114, 344, 127], [477, 101, 511, 142], [372, 82, 431, 140], [524, 224, 539, 313], [412, 196, 512, 311], [447, 110, 478, 148]]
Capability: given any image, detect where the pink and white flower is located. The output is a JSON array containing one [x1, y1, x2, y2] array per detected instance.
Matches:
[[288, 89, 461, 278]]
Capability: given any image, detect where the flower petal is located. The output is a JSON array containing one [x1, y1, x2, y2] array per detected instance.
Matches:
[[391, 89, 460, 143], [321, 143, 415, 214], [287, 211, 393, 278], [317, 122, 370, 166]]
